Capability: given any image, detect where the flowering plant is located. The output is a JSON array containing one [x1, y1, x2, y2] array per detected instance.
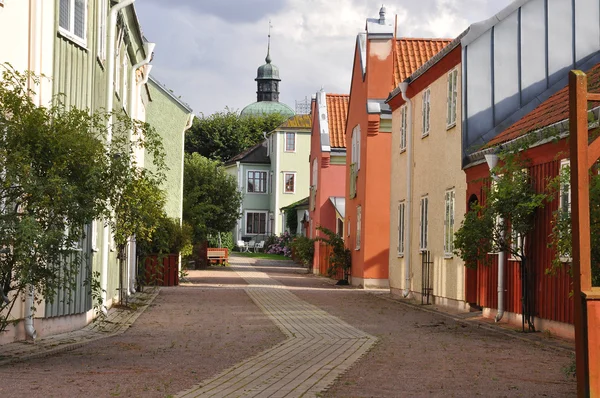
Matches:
[[266, 231, 294, 257]]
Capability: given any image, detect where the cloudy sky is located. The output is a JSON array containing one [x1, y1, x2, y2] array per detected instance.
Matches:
[[135, 0, 512, 117]]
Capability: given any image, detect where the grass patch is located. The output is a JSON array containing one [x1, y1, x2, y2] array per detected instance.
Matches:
[[233, 252, 292, 261]]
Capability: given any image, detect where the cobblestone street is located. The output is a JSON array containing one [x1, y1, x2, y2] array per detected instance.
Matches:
[[0, 255, 576, 397]]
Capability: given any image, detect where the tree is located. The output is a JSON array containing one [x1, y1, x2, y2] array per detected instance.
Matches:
[[0, 65, 166, 331], [548, 164, 600, 286], [454, 150, 548, 331], [183, 153, 242, 243], [184, 109, 287, 162]]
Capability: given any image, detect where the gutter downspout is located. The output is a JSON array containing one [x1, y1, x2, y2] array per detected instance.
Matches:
[[236, 161, 242, 241], [484, 153, 505, 322], [101, 0, 136, 310], [24, 0, 43, 340], [126, 42, 154, 295], [24, 285, 37, 340], [399, 82, 413, 298]]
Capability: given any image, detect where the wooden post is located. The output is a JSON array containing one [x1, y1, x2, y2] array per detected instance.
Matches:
[[569, 70, 600, 398]]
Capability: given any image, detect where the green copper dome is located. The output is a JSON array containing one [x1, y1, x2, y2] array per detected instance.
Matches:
[[240, 101, 295, 118], [256, 51, 280, 81]]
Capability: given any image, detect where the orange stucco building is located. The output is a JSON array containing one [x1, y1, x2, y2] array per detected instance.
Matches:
[[345, 6, 452, 288], [308, 91, 349, 274]]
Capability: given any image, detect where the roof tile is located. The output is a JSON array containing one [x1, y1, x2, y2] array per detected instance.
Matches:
[[393, 38, 453, 87], [488, 62, 600, 147], [279, 114, 312, 129], [326, 94, 349, 148]]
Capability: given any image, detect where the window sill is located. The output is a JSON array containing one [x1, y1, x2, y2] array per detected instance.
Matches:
[[397, 253, 404, 258], [58, 28, 88, 51], [444, 254, 453, 259], [246, 191, 268, 195], [400, 148, 406, 154], [446, 122, 456, 130], [284, 192, 295, 194], [559, 256, 572, 263], [421, 132, 429, 139]]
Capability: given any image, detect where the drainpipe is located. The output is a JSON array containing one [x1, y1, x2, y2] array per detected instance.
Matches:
[[125, 42, 154, 295], [399, 82, 413, 298], [484, 153, 505, 322], [101, 0, 136, 309], [24, 285, 37, 340]]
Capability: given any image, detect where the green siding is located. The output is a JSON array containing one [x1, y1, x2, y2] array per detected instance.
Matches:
[[145, 79, 191, 221]]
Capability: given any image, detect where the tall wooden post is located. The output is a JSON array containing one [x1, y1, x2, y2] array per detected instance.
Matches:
[[569, 70, 600, 398]]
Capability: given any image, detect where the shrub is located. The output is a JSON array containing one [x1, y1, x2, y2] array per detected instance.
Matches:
[[207, 231, 234, 250], [316, 226, 351, 278], [266, 231, 294, 257], [291, 236, 315, 267]]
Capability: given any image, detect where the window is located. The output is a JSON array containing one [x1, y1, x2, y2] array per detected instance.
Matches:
[[398, 201, 406, 256], [337, 219, 344, 237], [559, 159, 571, 216], [447, 69, 458, 128], [122, 51, 129, 110], [285, 132, 296, 152], [422, 88, 431, 137], [97, 0, 107, 61], [351, 125, 361, 170], [444, 190, 455, 256], [115, 43, 122, 97], [510, 228, 523, 260], [419, 196, 429, 250], [284, 172, 296, 193], [356, 206, 362, 250], [247, 171, 267, 193], [312, 158, 318, 188], [59, 0, 87, 45], [558, 159, 571, 261], [246, 212, 267, 235], [400, 105, 407, 151], [269, 172, 273, 194]]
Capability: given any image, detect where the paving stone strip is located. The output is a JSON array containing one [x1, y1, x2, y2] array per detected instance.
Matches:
[[176, 258, 377, 398], [0, 288, 159, 366]]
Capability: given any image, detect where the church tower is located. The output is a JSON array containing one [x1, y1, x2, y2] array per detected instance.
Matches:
[[255, 30, 280, 102]]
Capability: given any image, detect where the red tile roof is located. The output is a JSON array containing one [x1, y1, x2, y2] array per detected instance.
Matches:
[[327, 94, 349, 148], [487, 63, 600, 147], [393, 38, 453, 87]]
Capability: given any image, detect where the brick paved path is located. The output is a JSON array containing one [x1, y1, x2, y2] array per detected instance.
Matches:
[[176, 258, 377, 398]]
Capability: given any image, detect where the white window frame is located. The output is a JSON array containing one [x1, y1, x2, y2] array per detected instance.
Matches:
[[419, 196, 429, 251], [422, 88, 431, 137], [284, 172, 296, 194], [97, 0, 107, 62], [91, 220, 98, 252], [398, 201, 405, 256], [59, 0, 88, 47], [247, 170, 268, 194], [356, 206, 362, 250], [351, 125, 361, 170], [269, 171, 273, 194], [444, 190, 455, 257], [400, 105, 407, 152], [284, 132, 296, 152], [447, 68, 458, 128], [245, 211, 268, 235], [115, 42, 122, 98]]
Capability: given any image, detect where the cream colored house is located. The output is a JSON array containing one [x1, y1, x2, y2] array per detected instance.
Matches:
[[387, 38, 468, 310]]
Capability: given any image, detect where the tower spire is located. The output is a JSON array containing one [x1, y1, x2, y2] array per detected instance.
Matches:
[[266, 20, 272, 64]]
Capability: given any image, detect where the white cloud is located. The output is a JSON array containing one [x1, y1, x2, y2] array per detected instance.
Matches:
[[136, 0, 512, 116]]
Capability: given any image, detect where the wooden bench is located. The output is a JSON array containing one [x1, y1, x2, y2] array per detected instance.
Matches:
[[207, 248, 229, 266]]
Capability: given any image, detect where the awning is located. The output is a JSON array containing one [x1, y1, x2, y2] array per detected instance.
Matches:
[[329, 197, 345, 218]]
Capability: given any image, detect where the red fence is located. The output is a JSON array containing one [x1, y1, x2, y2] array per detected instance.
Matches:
[[318, 243, 345, 280], [467, 157, 574, 325], [144, 254, 179, 287]]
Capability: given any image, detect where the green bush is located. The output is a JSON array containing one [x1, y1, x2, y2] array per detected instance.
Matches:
[[207, 231, 234, 250], [291, 236, 315, 267], [137, 216, 192, 256]]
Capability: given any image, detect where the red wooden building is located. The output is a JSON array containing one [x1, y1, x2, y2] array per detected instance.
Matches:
[[463, 63, 600, 337]]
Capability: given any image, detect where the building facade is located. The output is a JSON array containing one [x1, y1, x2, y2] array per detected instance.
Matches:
[[387, 39, 465, 309], [308, 90, 348, 274]]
